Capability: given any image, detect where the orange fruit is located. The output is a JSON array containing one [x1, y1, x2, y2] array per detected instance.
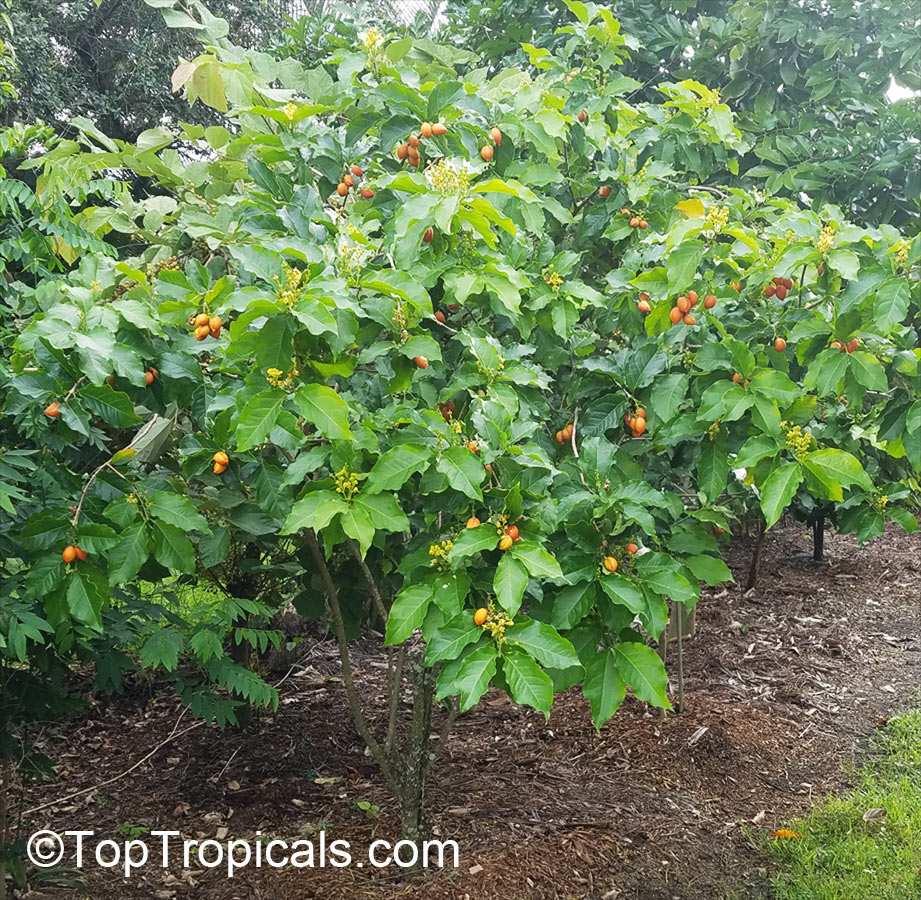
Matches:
[[210, 327, 221, 339], [505, 524, 519, 540], [677, 296, 691, 313], [703, 294, 716, 309], [337, 182, 348, 196], [764, 284, 776, 297], [420, 122, 433, 138], [555, 430, 564, 443], [194, 325, 210, 340], [638, 299, 651, 313], [602, 556, 618, 573], [774, 337, 787, 352], [414, 356, 428, 369], [432, 123, 448, 136], [396, 143, 409, 160], [467, 517, 481, 529], [782, 277, 793, 289], [467, 441, 479, 454], [626, 542, 638, 554], [74, 546, 87, 561], [343, 174, 355, 187], [831, 340, 843, 351], [498, 535, 513, 551], [621, 208, 630, 215], [350, 164, 363, 177], [213, 451, 229, 465], [474, 608, 489, 626], [578, 109, 587, 123], [213, 462, 225, 474], [633, 417, 647, 435], [669, 307, 683, 324], [194, 313, 210, 327], [209, 316, 222, 331], [145, 370, 154, 386], [361, 188, 375, 199], [435, 310, 446, 324], [683, 314, 696, 325], [773, 276, 783, 285], [423, 227, 434, 244], [630, 217, 640, 227], [635, 408, 646, 419], [732, 372, 742, 383], [846, 338, 859, 353], [638, 292, 650, 302], [62, 545, 77, 563], [731, 281, 741, 291], [598, 185, 611, 197], [484, 463, 493, 473], [639, 220, 648, 228], [407, 149, 420, 166], [490, 127, 502, 145], [44, 401, 60, 417], [408, 133, 420, 148], [149, 367, 159, 379], [687, 290, 699, 305], [480, 145, 494, 161]]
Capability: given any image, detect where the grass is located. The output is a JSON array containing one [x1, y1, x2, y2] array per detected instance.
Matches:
[[766, 708, 921, 900]]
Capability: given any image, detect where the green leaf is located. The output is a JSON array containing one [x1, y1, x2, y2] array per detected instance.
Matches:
[[236, 390, 284, 451], [80, 385, 141, 427], [803, 448, 873, 499], [107, 523, 148, 585], [494, 554, 529, 615], [425, 614, 482, 664], [453, 643, 498, 711], [614, 641, 670, 708], [685, 554, 734, 585], [66, 570, 106, 627], [364, 444, 432, 493], [582, 649, 626, 729], [551, 582, 596, 629], [281, 491, 346, 534], [760, 461, 804, 529], [435, 447, 485, 500], [295, 384, 353, 440], [697, 437, 729, 503], [509, 541, 563, 579], [502, 646, 553, 716], [148, 492, 209, 532], [805, 350, 848, 396], [874, 279, 910, 331], [598, 574, 646, 615], [450, 524, 501, 559], [847, 351, 888, 392], [339, 504, 375, 556], [827, 249, 860, 280], [139, 628, 185, 672], [352, 493, 409, 532], [152, 521, 196, 573], [667, 240, 704, 294], [506, 619, 581, 670], [649, 374, 687, 423], [384, 583, 433, 645]]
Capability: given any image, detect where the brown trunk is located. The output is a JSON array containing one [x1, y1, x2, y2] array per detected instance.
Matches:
[[746, 517, 767, 591]]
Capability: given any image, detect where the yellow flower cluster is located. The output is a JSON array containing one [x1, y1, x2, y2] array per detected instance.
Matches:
[[705, 205, 729, 231], [283, 102, 298, 121], [426, 158, 470, 196], [145, 256, 180, 279], [542, 265, 564, 291], [274, 262, 308, 308], [362, 27, 386, 67], [90, 280, 101, 293], [895, 241, 909, 269], [494, 513, 508, 536], [266, 364, 299, 390], [476, 355, 505, 383], [126, 494, 138, 505], [781, 420, 817, 461], [333, 466, 359, 500], [816, 225, 835, 255], [872, 493, 889, 512], [338, 242, 365, 288], [428, 539, 454, 569], [392, 301, 410, 345], [481, 604, 514, 646], [707, 420, 721, 439], [700, 86, 721, 108]]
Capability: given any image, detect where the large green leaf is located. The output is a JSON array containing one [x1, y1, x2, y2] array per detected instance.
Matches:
[[280, 491, 346, 534], [236, 390, 284, 451], [509, 541, 563, 579], [152, 521, 196, 573], [582, 649, 626, 729], [295, 384, 353, 440], [494, 553, 529, 615], [505, 619, 581, 671], [614, 641, 670, 708], [148, 492, 209, 532], [364, 444, 432, 493], [803, 448, 873, 500], [435, 447, 485, 500], [666, 239, 704, 294], [384, 583, 433, 645], [80, 385, 142, 427], [760, 461, 804, 529], [107, 523, 149, 585], [501, 646, 553, 716]]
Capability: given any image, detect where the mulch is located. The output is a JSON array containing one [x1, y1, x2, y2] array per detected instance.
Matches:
[[14, 521, 921, 900]]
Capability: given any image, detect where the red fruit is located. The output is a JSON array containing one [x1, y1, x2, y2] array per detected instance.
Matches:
[[764, 285, 776, 297], [62, 546, 77, 563], [635, 408, 646, 419], [343, 174, 355, 188], [638, 299, 651, 313], [489, 127, 502, 146], [775, 285, 788, 300], [732, 373, 742, 383], [703, 294, 716, 309], [638, 292, 650, 302], [74, 546, 87, 561], [145, 371, 154, 386], [423, 227, 434, 244], [44, 402, 61, 417], [350, 164, 363, 177], [846, 339, 859, 353], [435, 310, 446, 324], [578, 110, 587, 123], [413, 356, 429, 369], [480, 144, 494, 161], [505, 524, 519, 540], [626, 542, 638, 554], [782, 277, 793, 290], [633, 417, 647, 435], [599, 185, 611, 198], [630, 217, 640, 228], [639, 220, 648, 229], [484, 463, 493, 473], [432, 123, 447, 136], [467, 441, 479, 454], [361, 188, 375, 199], [772, 276, 783, 285], [774, 337, 787, 352]]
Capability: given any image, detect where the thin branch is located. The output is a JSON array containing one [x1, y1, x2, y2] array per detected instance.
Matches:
[[570, 406, 580, 459], [428, 697, 459, 767], [347, 539, 388, 625], [386, 647, 406, 755]]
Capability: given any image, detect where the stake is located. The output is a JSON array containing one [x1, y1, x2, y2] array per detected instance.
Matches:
[[676, 605, 686, 715], [745, 516, 766, 591], [813, 516, 825, 561]]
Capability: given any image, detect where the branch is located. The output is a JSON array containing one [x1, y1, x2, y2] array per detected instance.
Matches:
[[304, 530, 394, 785], [347, 539, 388, 625], [428, 697, 459, 769]]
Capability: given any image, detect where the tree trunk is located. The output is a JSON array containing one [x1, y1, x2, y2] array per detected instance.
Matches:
[[745, 517, 766, 591], [813, 516, 825, 561], [397, 661, 436, 856]]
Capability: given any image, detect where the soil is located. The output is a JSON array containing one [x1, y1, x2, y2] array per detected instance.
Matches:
[[13, 522, 921, 900]]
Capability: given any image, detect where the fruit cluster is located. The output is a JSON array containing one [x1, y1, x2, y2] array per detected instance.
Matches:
[[624, 407, 647, 437], [830, 338, 860, 353], [439, 399, 455, 420], [193, 313, 222, 341], [555, 422, 574, 444], [144, 366, 159, 386], [764, 276, 793, 299], [212, 451, 229, 474], [337, 164, 374, 200], [637, 292, 651, 313], [396, 121, 448, 168], [621, 208, 647, 229], [480, 127, 501, 162], [62, 544, 87, 563]]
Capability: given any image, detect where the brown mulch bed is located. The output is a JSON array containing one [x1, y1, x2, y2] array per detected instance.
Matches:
[[14, 522, 921, 900]]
